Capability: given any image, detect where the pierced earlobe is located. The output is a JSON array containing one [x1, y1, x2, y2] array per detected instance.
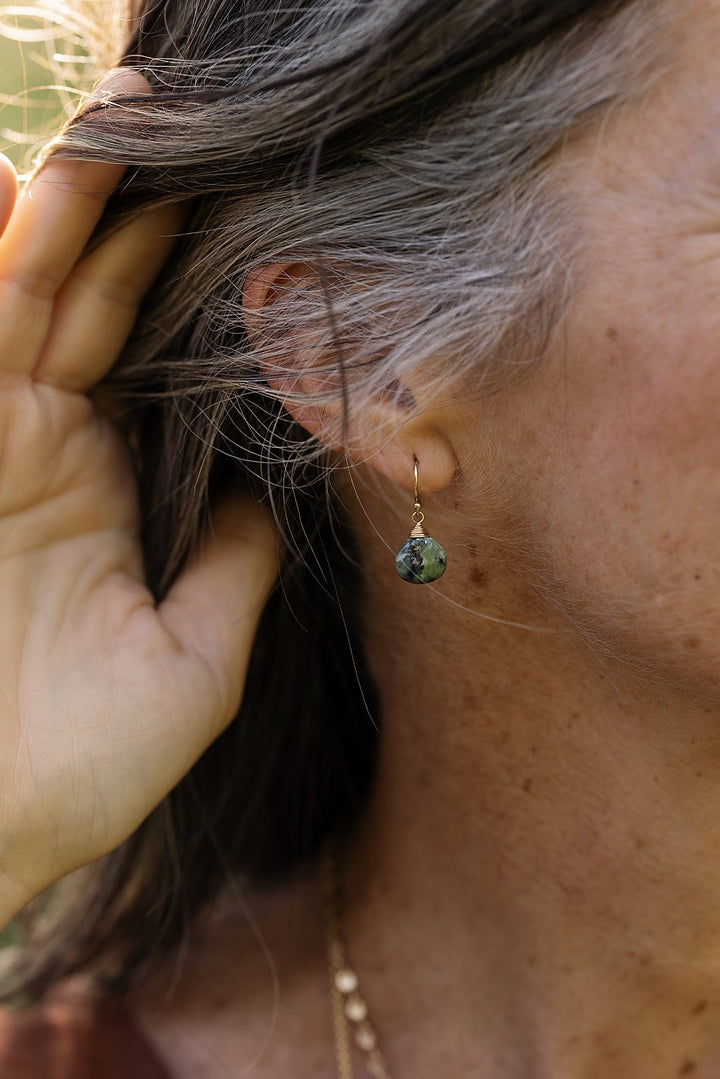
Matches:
[[394, 457, 447, 584]]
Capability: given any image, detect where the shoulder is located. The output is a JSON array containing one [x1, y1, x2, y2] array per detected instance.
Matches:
[[0, 986, 172, 1079]]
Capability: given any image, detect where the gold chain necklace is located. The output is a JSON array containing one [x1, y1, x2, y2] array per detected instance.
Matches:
[[322, 839, 394, 1079]]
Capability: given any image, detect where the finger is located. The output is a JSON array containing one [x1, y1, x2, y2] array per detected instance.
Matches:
[[0, 158, 127, 377], [158, 497, 278, 741], [34, 201, 187, 391], [0, 155, 18, 240], [0, 69, 150, 376], [0, 68, 149, 296]]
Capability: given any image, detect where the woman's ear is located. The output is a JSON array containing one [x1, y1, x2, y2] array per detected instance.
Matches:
[[242, 262, 458, 495]]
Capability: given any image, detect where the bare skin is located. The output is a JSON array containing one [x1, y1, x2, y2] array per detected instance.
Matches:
[[0, 69, 277, 919], [6, 3, 720, 1079], [126, 3, 720, 1078]]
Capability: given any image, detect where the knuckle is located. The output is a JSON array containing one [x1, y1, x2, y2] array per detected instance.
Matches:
[[69, 266, 142, 315], [0, 267, 59, 305]]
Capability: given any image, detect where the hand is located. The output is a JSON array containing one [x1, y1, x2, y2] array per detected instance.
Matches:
[[0, 72, 276, 922]]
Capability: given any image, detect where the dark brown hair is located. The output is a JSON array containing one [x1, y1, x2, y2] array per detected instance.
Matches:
[[0, 0, 661, 1003]]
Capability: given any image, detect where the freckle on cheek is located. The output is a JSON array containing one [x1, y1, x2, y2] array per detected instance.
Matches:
[[606, 326, 619, 341], [470, 566, 488, 588]]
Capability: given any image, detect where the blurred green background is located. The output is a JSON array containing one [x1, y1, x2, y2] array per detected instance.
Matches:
[[0, 6, 91, 173]]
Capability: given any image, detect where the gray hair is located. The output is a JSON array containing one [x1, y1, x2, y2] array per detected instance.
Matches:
[[50, 0, 668, 580], [0, 0, 670, 1003]]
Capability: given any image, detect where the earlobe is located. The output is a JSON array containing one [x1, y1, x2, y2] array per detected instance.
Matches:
[[242, 260, 459, 497], [366, 426, 457, 496]]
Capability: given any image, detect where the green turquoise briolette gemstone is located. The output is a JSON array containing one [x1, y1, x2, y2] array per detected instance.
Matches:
[[394, 535, 447, 584]]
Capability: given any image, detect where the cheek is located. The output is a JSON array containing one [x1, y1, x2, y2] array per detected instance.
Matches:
[[505, 282, 720, 682]]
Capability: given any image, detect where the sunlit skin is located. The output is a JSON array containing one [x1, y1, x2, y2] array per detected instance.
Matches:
[[126, 3, 720, 1078], [0, 69, 276, 915], [4, 3, 720, 1078]]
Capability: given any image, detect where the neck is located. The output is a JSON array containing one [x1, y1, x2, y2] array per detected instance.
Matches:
[[340, 488, 720, 1079]]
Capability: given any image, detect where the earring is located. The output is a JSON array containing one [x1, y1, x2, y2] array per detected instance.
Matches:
[[394, 457, 447, 584]]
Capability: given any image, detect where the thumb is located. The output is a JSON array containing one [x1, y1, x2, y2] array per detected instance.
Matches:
[[157, 495, 278, 729]]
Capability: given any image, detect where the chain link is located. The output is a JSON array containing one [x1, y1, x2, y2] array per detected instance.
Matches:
[[322, 840, 394, 1079]]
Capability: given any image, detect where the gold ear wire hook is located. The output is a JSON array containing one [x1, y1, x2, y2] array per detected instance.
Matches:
[[411, 457, 425, 534], [394, 455, 448, 584]]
